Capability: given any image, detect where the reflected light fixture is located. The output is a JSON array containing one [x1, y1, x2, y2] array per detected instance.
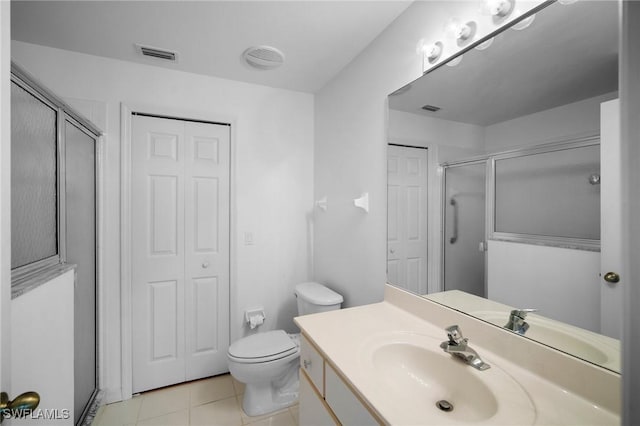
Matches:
[[558, 0, 579, 4], [475, 37, 494, 50], [511, 14, 536, 30], [446, 56, 463, 67]]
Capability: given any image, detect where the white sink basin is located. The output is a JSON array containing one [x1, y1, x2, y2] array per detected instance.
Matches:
[[363, 332, 536, 425], [471, 310, 620, 370]]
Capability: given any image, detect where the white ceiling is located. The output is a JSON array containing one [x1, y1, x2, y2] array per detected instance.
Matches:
[[11, 1, 412, 93]]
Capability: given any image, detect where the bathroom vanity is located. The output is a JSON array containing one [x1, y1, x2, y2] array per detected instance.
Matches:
[[294, 285, 620, 425]]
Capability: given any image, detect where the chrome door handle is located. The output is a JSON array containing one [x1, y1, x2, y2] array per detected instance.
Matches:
[[450, 198, 458, 244], [603, 272, 620, 283]]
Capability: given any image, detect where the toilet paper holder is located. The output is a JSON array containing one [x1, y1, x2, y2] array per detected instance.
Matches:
[[245, 308, 266, 329]]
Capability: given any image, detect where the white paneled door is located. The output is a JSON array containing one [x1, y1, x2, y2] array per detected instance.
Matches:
[[131, 114, 230, 393], [387, 145, 428, 294]]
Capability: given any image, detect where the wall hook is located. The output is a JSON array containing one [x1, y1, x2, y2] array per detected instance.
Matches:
[[354, 192, 369, 213], [316, 196, 328, 211]]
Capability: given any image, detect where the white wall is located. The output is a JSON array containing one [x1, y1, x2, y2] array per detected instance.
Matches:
[[12, 41, 314, 402], [485, 92, 618, 152], [12, 271, 75, 425], [314, 1, 544, 307]]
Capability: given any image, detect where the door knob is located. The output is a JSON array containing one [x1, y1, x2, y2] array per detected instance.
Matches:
[[0, 391, 40, 423], [202, 261, 210, 269], [603, 272, 620, 283]]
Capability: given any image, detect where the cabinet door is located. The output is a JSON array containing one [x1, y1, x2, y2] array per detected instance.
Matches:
[[325, 364, 379, 426], [300, 335, 325, 395], [299, 371, 337, 426]]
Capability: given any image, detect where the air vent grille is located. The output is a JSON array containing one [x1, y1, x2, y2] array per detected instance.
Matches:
[[243, 46, 285, 70], [136, 44, 178, 62], [421, 104, 441, 112]]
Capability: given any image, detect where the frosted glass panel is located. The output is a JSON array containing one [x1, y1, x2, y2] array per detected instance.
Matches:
[[11, 82, 58, 269], [494, 145, 600, 240], [444, 163, 486, 297]]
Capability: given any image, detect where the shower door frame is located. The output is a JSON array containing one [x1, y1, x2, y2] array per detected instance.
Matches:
[[440, 158, 491, 296], [488, 134, 601, 252]]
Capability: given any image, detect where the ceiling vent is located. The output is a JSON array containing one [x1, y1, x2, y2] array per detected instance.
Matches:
[[243, 46, 285, 70], [421, 104, 441, 112], [136, 44, 178, 62]]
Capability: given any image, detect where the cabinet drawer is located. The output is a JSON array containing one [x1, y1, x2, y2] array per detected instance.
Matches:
[[300, 334, 325, 395], [325, 364, 379, 426]]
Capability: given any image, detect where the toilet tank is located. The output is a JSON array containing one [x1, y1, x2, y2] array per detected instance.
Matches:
[[295, 282, 343, 315]]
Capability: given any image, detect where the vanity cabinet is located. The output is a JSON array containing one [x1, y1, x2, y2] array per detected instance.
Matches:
[[299, 335, 380, 426]]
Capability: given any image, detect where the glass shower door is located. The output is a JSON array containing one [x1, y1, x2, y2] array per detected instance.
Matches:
[[443, 162, 487, 297]]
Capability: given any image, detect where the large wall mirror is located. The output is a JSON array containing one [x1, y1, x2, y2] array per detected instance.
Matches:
[[387, 0, 621, 373]]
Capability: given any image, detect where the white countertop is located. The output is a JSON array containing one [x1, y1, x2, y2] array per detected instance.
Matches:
[[295, 295, 619, 425]]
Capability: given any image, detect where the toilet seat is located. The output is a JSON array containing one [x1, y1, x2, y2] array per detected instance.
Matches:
[[228, 330, 299, 364]]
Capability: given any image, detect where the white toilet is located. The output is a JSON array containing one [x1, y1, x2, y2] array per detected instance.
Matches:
[[227, 282, 343, 416]]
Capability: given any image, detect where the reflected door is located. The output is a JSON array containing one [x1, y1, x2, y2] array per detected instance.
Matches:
[[443, 162, 487, 297], [387, 145, 428, 294]]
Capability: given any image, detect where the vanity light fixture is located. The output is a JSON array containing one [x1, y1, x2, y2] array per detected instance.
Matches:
[[445, 19, 477, 43], [485, 0, 514, 17], [425, 42, 444, 62]]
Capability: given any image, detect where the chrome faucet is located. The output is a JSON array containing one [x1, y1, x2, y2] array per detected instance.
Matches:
[[440, 325, 490, 371], [504, 309, 537, 335]]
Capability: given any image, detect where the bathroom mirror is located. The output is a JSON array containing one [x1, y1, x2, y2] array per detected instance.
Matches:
[[387, 0, 620, 372]]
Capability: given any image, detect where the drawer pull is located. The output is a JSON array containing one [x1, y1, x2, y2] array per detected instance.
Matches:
[[303, 359, 312, 369]]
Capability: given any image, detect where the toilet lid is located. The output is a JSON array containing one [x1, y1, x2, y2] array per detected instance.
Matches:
[[228, 330, 298, 360]]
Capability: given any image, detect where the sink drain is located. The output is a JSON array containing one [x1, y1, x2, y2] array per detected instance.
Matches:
[[436, 400, 454, 412]]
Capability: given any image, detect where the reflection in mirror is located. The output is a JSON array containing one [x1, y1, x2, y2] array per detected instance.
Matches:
[[387, 0, 620, 372]]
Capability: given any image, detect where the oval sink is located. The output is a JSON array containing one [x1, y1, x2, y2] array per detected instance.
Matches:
[[364, 333, 535, 425]]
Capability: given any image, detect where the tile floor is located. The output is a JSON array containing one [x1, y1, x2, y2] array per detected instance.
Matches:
[[91, 374, 299, 426]]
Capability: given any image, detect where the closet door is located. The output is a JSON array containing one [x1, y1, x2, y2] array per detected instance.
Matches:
[[131, 114, 230, 393]]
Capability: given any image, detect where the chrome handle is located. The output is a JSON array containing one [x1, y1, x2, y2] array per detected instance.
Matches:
[[303, 359, 312, 369], [511, 308, 537, 318], [449, 198, 458, 244], [202, 262, 210, 269], [603, 272, 620, 283], [0, 391, 40, 423]]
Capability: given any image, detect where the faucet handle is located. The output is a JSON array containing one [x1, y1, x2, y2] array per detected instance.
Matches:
[[445, 325, 467, 345], [510, 308, 537, 319]]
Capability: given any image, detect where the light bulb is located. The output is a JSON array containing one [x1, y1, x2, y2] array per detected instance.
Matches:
[[486, 0, 513, 17], [456, 23, 473, 41], [425, 42, 443, 62]]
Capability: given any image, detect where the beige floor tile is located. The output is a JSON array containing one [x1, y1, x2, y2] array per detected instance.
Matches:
[[190, 375, 236, 407], [190, 396, 243, 426], [244, 411, 296, 426], [136, 409, 189, 426], [138, 385, 190, 421], [231, 377, 245, 396], [95, 397, 143, 426], [288, 405, 299, 425]]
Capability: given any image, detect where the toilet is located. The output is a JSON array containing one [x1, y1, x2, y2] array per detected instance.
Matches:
[[227, 282, 343, 416]]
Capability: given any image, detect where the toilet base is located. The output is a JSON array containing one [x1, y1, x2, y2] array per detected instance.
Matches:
[[240, 363, 299, 417]]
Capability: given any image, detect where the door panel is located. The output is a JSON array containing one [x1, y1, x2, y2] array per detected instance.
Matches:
[[132, 115, 230, 392], [65, 120, 97, 423], [184, 121, 230, 380], [132, 116, 186, 393], [443, 162, 487, 297], [387, 145, 428, 294]]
